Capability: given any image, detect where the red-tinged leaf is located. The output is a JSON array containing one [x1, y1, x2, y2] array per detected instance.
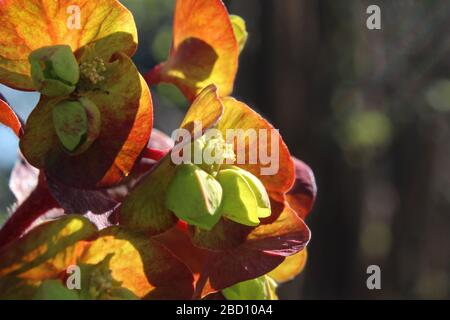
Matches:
[[191, 201, 309, 254], [80, 227, 194, 299], [143, 148, 168, 162], [197, 247, 284, 298], [0, 173, 60, 248], [158, 226, 284, 298], [145, 0, 239, 100], [0, 98, 23, 137], [8, 156, 114, 233], [0, 0, 138, 90], [189, 194, 286, 252], [20, 53, 153, 188], [286, 158, 317, 219], [197, 205, 309, 296], [47, 178, 118, 215], [217, 97, 295, 194], [119, 85, 223, 235], [189, 218, 252, 251], [155, 226, 208, 281], [244, 204, 310, 256], [158, 204, 310, 298], [0, 216, 97, 281]]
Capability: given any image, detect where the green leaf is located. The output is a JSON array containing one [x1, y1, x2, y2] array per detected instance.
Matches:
[[230, 15, 248, 54], [216, 168, 259, 226], [166, 164, 223, 230], [222, 276, 278, 300], [0, 216, 97, 279], [28, 45, 79, 96], [33, 280, 79, 300], [227, 166, 271, 218], [52, 100, 88, 152]]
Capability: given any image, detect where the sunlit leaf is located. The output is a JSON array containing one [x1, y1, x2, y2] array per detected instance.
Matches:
[[80, 227, 194, 299], [218, 97, 295, 194], [0, 0, 138, 90], [222, 276, 277, 300], [20, 53, 153, 188], [180, 84, 224, 134], [0, 98, 22, 137], [268, 249, 307, 283], [145, 0, 239, 100], [0, 216, 96, 280]]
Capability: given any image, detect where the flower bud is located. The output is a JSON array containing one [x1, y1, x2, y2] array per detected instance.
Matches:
[[216, 167, 271, 226], [29, 45, 79, 96], [52, 97, 101, 155], [216, 169, 259, 226], [230, 15, 248, 54], [165, 164, 223, 230], [226, 166, 271, 219]]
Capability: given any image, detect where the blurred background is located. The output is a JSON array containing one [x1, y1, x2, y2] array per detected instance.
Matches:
[[1, 0, 449, 299]]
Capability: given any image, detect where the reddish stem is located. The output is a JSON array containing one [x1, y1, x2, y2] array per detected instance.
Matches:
[[144, 63, 164, 87], [142, 147, 170, 162], [0, 175, 58, 249]]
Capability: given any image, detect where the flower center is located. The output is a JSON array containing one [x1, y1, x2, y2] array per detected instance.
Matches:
[[79, 57, 106, 85], [194, 132, 236, 175]]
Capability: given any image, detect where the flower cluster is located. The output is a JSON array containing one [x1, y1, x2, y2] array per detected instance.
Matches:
[[0, 0, 316, 300]]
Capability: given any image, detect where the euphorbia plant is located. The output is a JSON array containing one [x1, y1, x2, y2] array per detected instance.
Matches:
[[0, 0, 317, 300]]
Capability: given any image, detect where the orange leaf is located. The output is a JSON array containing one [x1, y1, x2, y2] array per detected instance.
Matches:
[[0, 98, 22, 137], [0, 216, 96, 281], [80, 227, 194, 299], [268, 249, 308, 283], [218, 97, 295, 194], [145, 0, 238, 101], [0, 0, 137, 90], [180, 84, 224, 134]]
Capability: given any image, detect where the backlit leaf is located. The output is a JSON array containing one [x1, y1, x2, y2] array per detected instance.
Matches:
[[20, 53, 153, 188], [0, 0, 138, 90], [145, 0, 239, 100], [80, 227, 194, 299], [0, 98, 22, 137]]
